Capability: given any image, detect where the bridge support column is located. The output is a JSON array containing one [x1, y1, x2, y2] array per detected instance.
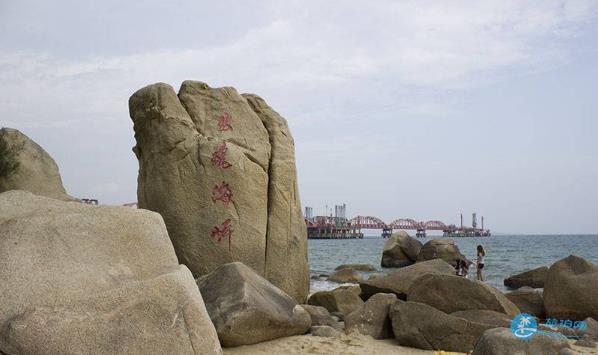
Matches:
[[416, 229, 426, 238]]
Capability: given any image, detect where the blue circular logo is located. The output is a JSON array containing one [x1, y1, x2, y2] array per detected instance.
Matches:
[[511, 313, 538, 338]]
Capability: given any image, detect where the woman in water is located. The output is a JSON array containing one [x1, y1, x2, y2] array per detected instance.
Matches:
[[476, 245, 485, 281]]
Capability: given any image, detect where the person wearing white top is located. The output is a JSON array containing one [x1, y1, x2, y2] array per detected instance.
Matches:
[[476, 245, 486, 281]]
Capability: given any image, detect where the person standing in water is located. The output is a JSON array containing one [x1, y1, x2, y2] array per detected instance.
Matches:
[[476, 245, 486, 281]]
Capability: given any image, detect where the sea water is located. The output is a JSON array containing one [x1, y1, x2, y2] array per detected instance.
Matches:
[[309, 234, 598, 293]]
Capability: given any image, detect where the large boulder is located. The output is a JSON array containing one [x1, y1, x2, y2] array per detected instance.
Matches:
[[416, 238, 470, 267], [381, 231, 422, 268], [196, 262, 310, 347], [407, 274, 520, 317], [345, 293, 397, 339], [129, 82, 308, 302], [390, 301, 497, 353], [0, 191, 221, 355], [0, 128, 74, 201], [504, 266, 548, 289], [505, 287, 545, 318], [544, 255, 598, 320], [359, 259, 455, 300], [450, 310, 511, 328], [472, 327, 572, 355], [328, 268, 364, 284], [308, 286, 364, 317], [243, 94, 309, 303]]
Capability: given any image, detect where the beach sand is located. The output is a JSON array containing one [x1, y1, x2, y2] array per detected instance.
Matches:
[[223, 332, 462, 355], [223, 332, 598, 355]]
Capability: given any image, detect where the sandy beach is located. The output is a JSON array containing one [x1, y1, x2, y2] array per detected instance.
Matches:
[[224, 332, 598, 355], [223, 332, 447, 355]]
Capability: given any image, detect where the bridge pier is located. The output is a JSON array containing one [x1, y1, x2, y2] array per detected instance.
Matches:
[[416, 229, 426, 238]]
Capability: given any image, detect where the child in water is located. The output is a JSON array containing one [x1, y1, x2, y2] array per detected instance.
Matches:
[[476, 245, 486, 281], [455, 259, 468, 277]]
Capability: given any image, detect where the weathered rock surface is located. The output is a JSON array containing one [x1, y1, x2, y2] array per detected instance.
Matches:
[[390, 301, 497, 353], [505, 287, 545, 318], [0, 191, 221, 355], [335, 263, 377, 272], [308, 286, 364, 317], [301, 305, 343, 330], [472, 327, 572, 355], [345, 293, 397, 339], [196, 262, 310, 347], [544, 255, 598, 320], [310, 326, 342, 338], [359, 259, 456, 300], [504, 266, 548, 289], [381, 231, 422, 268], [575, 334, 596, 348], [582, 317, 598, 340], [0, 128, 74, 201], [130, 81, 308, 302], [407, 274, 520, 317], [243, 93, 309, 303], [450, 310, 511, 328], [328, 268, 364, 283], [416, 238, 470, 267]]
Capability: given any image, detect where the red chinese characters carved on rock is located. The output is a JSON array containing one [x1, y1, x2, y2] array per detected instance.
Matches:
[[211, 142, 232, 169], [211, 219, 233, 252], [212, 181, 232, 205], [217, 112, 233, 131]]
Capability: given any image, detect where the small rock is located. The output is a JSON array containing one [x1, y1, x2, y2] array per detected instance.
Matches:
[[345, 293, 397, 339], [504, 266, 548, 289], [310, 326, 342, 338], [330, 312, 344, 321], [308, 286, 364, 317], [328, 268, 364, 284], [335, 263, 377, 272], [301, 305, 343, 330]]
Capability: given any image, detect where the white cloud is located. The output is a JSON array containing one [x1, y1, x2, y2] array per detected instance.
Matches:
[[1, 1, 597, 233]]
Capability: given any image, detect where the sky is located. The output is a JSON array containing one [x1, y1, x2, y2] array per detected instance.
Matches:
[[1, 0, 597, 234]]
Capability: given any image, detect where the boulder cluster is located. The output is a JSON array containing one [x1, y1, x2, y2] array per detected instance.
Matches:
[[381, 232, 470, 269], [307, 254, 598, 353]]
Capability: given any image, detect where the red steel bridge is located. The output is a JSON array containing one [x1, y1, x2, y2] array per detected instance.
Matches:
[[348, 215, 457, 237], [305, 213, 490, 239]]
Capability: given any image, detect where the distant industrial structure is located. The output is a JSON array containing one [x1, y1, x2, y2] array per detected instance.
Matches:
[[304, 204, 364, 239], [304, 204, 490, 239]]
